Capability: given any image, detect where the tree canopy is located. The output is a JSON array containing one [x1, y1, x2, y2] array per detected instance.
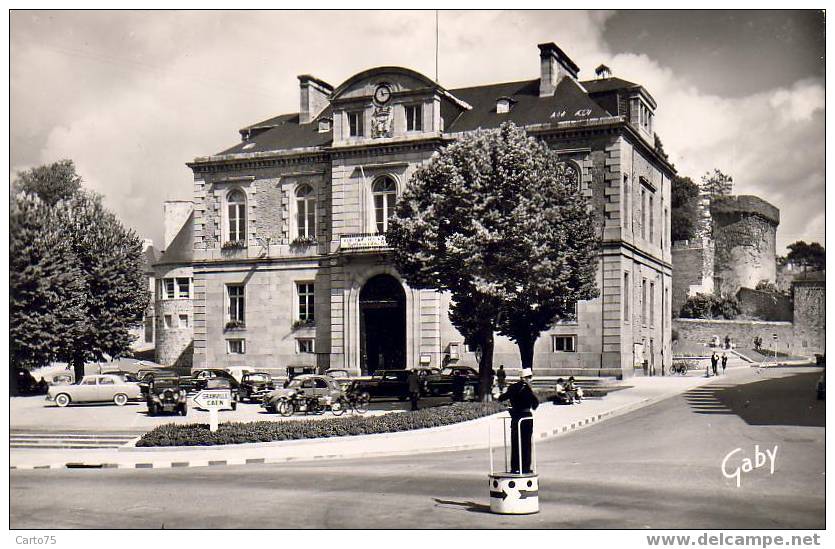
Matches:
[[670, 175, 700, 242], [387, 122, 600, 396], [786, 240, 825, 272], [701, 168, 734, 197], [10, 161, 149, 386]]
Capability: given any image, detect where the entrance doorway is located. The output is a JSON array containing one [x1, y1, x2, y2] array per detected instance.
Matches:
[[359, 274, 406, 375]]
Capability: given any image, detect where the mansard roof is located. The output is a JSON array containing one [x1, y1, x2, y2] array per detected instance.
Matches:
[[213, 73, 637, 157]]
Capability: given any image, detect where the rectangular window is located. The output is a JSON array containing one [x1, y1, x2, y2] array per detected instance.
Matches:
[[641, 188, 647, 240], [624, 271, 630, 322], [650, 281, 655, 327], [406, 104, 422, 131], [163, 278, 175, 300], [649, 194, 655, 243], [164, 314, 173, 329], [348, 111, 364, 137], [623, 175, 630, 231], [297, 196, 317, 239], [177, 278, 191, 299], [228, 285, 245, 323], [642, 279, 648, 326], [297, 338, 315, 354], [297, 282, 315, 321], [178, 314, 189, 328], [552, 335, 576, 353], [228, 202, 246, 242], [227, 339, 246, 354]]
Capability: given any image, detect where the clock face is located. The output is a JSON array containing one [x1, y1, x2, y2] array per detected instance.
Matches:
[[374, 84, 392, 105]]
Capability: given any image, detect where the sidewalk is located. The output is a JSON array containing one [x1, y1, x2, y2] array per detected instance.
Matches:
[[10, 367, 746, 471]]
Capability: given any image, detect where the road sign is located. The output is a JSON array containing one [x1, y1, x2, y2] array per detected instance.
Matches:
[[194, 389, 232, 410], [193, 389, 232, 432]]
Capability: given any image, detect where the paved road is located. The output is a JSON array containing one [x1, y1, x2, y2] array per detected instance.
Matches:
[[10, 368, 824, 529]]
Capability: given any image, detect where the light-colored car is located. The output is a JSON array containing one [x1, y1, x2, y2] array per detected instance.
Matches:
[[261, 374, 343, 413], [46, 374, 142, 407]]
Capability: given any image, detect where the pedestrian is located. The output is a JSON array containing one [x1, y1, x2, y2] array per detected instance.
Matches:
[[711, 352, 719, 376], [498, 368, 539, 474], [724, 335, 730, 350], [753, 336, 758, 350], [451, 369, 466, 402], [721, 353, 728, 375], [407, 369, 420, 411], [496, 364, 507, 392]]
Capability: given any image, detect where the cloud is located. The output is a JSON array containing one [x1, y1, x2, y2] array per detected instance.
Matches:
[[10, 10, 824, 254]]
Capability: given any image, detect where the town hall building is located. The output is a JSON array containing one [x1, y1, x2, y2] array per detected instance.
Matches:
[[182, 42, 675, 378]]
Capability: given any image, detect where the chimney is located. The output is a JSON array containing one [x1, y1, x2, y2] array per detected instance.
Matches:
[[142, 238, 154, 252], [163, 201, 194, 250], [298, 75, 333, 125], [538, 42, 580, 97]]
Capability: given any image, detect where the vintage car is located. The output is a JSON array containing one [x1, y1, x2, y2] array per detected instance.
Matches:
[[238, 372, 275, 402], [137, 369, 183, 397], [14, 368, 49, 396], [261, 374, 342, 414], [102, 370, 140, 383], [423, 366, 480, 396], [47, 374, 142, 407], [352, 370, 412, 400], [189, 369, 241, 393], [147, 376, 188, 416]]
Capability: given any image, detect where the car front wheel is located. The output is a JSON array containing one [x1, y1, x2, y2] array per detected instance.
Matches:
[[113, 393, 128, 406], [55, 393, 71, 407]]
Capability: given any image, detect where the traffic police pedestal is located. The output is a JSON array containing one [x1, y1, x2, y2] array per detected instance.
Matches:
[[488, 414, 539, 514]]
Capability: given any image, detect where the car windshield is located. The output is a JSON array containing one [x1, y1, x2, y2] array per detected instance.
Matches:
[[153, 379, 178, 389], [245, 374, 270, 382]]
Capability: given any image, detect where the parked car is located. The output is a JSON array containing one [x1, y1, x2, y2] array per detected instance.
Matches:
[[102, 370, 140, 383], [423, 366, 480, 396], [261, 374, 342, 414], [147, 377, 188, 416], [14, 367, 49, 396], [47, 374, 142, 407], [190, 369, 241, 393], [238, 372, 275, 402], [353, 370, 411, 400], [137, 369, 182, 397]]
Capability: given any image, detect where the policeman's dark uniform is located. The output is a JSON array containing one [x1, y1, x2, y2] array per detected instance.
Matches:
[[498, 377, 539, 474], [407, 370, 421, 411]]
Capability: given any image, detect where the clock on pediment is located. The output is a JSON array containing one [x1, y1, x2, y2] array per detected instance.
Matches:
[[373, 83, 392, 105]]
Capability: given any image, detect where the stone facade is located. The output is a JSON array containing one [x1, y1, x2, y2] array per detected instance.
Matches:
[[186, 43, 675, 378], [673, 318, 794, 353], [671, 239, 714, 316], [792, 277, 825, 353], [736, 287, 792, 322], [711, 195, 779, 296]]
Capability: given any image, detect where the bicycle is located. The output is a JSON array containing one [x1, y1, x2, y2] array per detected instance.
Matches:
[[332, 390, 370, 415], [670, 361, 689, 375]]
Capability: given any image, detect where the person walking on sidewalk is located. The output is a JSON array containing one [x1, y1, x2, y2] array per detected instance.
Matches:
[[407, 369, 421, 411], [721, 353, 728, 375], [498, 368, 539, 474], [496, 365, 507, 392], [710, 352, 719, 376]]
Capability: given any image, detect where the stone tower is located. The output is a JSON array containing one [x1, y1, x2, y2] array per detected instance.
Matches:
[[710, 195, 779, 296]]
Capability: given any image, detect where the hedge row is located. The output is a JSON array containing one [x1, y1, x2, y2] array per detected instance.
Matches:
[[136, 401, 505, 447]]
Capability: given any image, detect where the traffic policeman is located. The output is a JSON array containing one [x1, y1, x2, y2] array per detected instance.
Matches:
[[498, 368, 539, 474]]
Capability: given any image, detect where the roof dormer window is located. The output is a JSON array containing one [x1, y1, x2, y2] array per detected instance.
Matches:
[[496, 96, 516, 114], [318, 117, 332, 133]]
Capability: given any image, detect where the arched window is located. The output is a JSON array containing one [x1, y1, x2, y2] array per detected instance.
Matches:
[[372, 176, 397, 233], [556, 162, 580, 191], [296, 184, 316, 239], [227, 189, 247, 243]]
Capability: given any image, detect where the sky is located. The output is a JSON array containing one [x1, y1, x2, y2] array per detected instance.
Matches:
[[10, 10, 826, 254]]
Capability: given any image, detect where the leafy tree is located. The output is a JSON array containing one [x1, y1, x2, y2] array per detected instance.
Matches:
[[679, 292, 740, 320], [13, 159, 82, 206], [670, 175, 700, 242], [387, 123, 600, 398], [10, 194, 86, 394], [701, 168, 733, 197], [11, 162, 149, 384], [786, 240, 825, 273]]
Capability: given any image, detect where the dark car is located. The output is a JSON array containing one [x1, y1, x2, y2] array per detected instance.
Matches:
[[190, 369, 241, 393], [238, 372, 275, 403], [146, 377, 188, 416], [353, 370, 412, 400], [13, 367, 49, 396], [137, 369, 182, 397], [424, 366, 480, 396]]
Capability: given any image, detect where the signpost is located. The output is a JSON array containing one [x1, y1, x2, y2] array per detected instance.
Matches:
[[193, 389, 232, 432]]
